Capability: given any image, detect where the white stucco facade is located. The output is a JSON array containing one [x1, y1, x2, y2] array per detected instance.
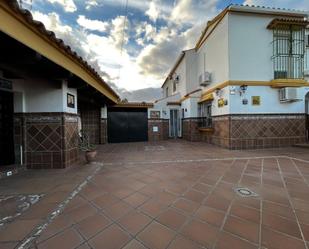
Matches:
[[11, 78, 78, 114], [153, 5, 309, 128]]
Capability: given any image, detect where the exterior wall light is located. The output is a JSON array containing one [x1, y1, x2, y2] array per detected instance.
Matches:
[[239, 85, 248, 96], [215, 88, 221, 96]]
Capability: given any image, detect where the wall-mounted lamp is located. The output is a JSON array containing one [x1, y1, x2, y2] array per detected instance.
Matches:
[[239, 85, 248, 96], [215, 88, 221, 96], [162, 110, 167, 115]]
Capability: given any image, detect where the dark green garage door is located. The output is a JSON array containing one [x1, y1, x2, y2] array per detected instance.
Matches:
[[107, 108, 148, 143]]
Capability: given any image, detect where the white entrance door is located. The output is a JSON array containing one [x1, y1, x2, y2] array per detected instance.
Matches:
[[305, 92, 309, 141], [170, 109, 180, 138]]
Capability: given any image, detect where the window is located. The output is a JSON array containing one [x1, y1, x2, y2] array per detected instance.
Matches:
[[165, 87, 168, 97], [198, 102, 212, 128], [173, 80, 176, 92], [272, 25, 306, 79]]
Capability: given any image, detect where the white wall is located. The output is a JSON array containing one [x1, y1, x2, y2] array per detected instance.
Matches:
[[211, 87, 230, 116], [229, 85, 309, 114], [180, 97, 200, 118], [12, 78, 78, 113], [185, 50, 199, 94], [173, 58, 186, 96], [151, 93, 181, 119], [197, 14, 230, 88], [101, 106, 107, 119], [62, 81, 78, 114], [162, 79, 173, 97], [229, 13, 275, 81]]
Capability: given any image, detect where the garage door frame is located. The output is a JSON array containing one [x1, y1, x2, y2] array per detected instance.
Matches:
[[107, 107, 148, 143]]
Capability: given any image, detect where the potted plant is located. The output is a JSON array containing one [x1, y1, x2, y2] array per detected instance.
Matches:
[[79, 131, 97, 163]]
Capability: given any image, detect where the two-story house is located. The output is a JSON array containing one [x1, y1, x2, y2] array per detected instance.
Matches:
[[150, 4, 309, 149]]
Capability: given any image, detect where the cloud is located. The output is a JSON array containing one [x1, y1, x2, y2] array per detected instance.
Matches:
[[146, 1, 160, 22], [136, 23, 205, 79], [77, 15, 108, 32], [170, 0, 218, 25], [32, 11, 72, 33], [109, 16, 130, 51], [30, 0, 221, 93], [85, 0, 99, 10], [243, 0, 309, 10], [135, 21, 157, 46], [136, 0, 219, 80], [32, 11, 117, 86], [47, 0, 77, 12]]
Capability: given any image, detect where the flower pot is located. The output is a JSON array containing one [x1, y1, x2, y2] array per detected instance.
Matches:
[[85, 150, 97, 163]]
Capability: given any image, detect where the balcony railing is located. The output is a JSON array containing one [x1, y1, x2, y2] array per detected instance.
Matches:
[[197, 117, 212, 128]]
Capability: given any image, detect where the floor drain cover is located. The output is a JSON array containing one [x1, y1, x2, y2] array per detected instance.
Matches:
[[234, 187, 258, 197]]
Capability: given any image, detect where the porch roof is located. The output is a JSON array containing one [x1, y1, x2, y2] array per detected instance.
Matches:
[[0, 1, 119, 104], [267, 18, 309, 29]]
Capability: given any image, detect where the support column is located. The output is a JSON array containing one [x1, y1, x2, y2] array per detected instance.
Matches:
[[24, 113, 79, 169]]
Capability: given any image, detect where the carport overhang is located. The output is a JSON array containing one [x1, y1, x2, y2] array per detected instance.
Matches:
[[112, 102, 154, 108], [0, 1, 119, 104]]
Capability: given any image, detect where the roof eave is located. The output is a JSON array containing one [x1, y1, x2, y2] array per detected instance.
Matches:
[[0, 1, 119, 103]]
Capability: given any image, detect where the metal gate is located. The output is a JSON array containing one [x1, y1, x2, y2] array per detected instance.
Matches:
[[107, 108, 148, 143], [0, 90, 14, 166]]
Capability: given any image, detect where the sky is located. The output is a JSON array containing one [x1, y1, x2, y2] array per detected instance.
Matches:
[[20, 0, 309, 93]]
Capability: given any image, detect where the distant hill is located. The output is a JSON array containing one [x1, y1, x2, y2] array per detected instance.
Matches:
[[119, 87, 162, 102]]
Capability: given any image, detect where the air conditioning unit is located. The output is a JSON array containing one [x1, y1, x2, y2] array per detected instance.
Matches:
[[279, 87, 299, 102], [199, 71, 211, 86]]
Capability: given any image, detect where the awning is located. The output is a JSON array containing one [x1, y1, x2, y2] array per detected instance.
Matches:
[[267, 18, 309, 29], [199, 93, 214, 103]]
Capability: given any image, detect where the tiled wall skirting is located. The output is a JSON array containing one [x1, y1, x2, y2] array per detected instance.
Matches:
[[182, 114, 307, 149], [148, 119, 169, 141], [17, 113, 79, 169], [100, 119, 107, 144]]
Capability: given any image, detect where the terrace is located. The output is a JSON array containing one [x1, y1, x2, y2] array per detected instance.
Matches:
[[0, 140, 309, 249]]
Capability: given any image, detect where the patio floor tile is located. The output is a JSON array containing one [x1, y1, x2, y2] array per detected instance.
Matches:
[[38, 228, 84, 249], [103, 200, 133, 221], [0, 219, 41, 242], [122, 239, 147, 249], [74, 213, 111, 239], [263, 200, 295, 220], [88, 224, 130, 249], [194, 206, 225, 227], [139, 199, 168, 218], [261, 227, 306, 249], [204, 195, 231, 212], [2, 141, 309, 248], [118, 210, 152, 236], [167, 235, 202, 249], [215, 231, 258, 249], [156, 208, 188, 231], [172, 198, 200, 215], [92, 194, 120, 209], [123, 192, 149, 207], [230, 203, 260, 224], [183, 190, 207, 204], [137, 221, 175, 249], [262, 212, 302, 239], [223, 216, 259, 244], [181, 219, 219, 248]]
